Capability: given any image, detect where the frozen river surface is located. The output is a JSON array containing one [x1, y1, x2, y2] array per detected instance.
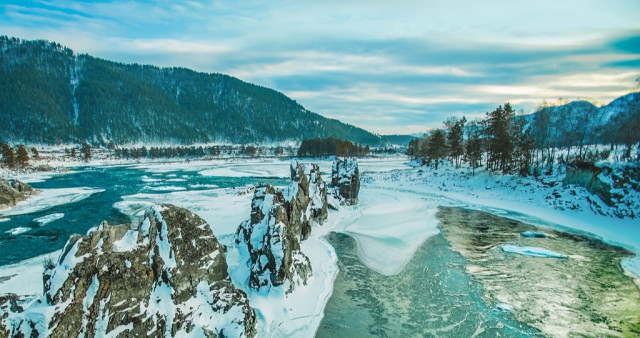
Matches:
[[1, 158, 638, 337]]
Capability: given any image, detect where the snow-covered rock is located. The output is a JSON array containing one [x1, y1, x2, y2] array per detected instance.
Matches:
[[236, 161, 328, 292], [0, 178, 36, 210], [330, 158, 360, 205], [0, 204, 256, 338], [564, 161, 640, 218]]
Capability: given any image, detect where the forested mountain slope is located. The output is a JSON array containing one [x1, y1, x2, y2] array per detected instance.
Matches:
[[0, 36, 383, 146]]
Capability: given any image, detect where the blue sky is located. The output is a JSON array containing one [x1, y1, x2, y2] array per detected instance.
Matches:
[[1, 0, 639, 134]]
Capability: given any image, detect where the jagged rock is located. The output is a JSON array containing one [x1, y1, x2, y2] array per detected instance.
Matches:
[[330, 158, 360, 205], [0, 178, 36, 210], [0, 204, 256, 338], [236, 162, 327, 292]]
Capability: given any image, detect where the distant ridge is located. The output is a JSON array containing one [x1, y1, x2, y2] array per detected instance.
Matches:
[[520, 92, 639, 146], [0, 36, 384, 146]]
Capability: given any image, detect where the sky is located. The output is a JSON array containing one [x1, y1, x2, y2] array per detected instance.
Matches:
[[1, 0, 639, 135]]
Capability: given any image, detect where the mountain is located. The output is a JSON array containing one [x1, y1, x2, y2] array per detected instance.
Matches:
[[0, 36, 384, 146], [520, 92, 639, 146], [381, 134, 418, 146]]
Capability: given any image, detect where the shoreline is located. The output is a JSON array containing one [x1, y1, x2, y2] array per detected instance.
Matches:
[[365, 165, 640, 284]]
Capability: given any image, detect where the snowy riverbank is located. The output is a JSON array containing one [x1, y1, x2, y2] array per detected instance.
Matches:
[[1, 156, 638, 337], [364, 162, 640, 285]]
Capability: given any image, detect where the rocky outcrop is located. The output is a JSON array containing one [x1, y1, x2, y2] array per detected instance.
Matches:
[[236, 162, 328, 292], [0, 204, 256, 338], [564, 162, 612, 206], [0, 178, 36, 210], [330, 158, 360, 205], [564, 161, 639, 218]]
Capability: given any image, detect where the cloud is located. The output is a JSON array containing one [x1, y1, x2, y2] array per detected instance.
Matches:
[[1, 0, 639, 135]]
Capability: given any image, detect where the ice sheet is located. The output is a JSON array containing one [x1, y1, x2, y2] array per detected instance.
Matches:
[[0, 187, 105, 217], [336, 186, 440, 276], [116, 188, 253, 240], [368, 163, 640, 280], [0, 250, 61, 297], [499, 245, 567, 258]]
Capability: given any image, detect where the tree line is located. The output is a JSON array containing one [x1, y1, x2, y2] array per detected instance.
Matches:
[[408, 101, 638, 176], [297, 137, 370, 157], [0, 142, 35, 169]]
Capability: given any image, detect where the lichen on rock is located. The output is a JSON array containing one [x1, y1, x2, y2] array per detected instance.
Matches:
[[236, 161, 328, 292], [1, 204, 256, 338], [0, 178, 36, 210], [330, 158, 360, 206]]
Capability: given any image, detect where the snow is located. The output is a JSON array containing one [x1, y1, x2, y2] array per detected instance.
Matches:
[[0, 187, 104, 217], [112, 200, 155, 219], [0, 250, 61, 297], [366, 161, 640, 281], [521, 231, 548, 238], [499, 245, 567, 258], [46, 238, 88, 298], [173, 281, 249, 337], [228, 210, 340, 337], [153, 206, 177, 270], [141, 175, 160, 183], [112, 229, 139, 252], [5, 227, 30, 235], [336, 186, 440, 275], [34, 213, 64, 226], [2, 156, 639, 337], [82, 274, 99, 314], [144, 281, 175, 337], [142, 185, 187, 192], [115, 188, 253, 245]]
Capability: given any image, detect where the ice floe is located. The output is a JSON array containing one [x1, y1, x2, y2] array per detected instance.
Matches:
[[5, 227, 30, 235], [34, 213, 64, 226], [500, 245, 567, 258], [0, 187, 104, 217], [141, 185, 187, 192], [521, 231, 548, 238]]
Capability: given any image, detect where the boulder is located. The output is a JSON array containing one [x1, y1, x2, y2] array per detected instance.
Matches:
[[236, 162, 328, 292], [0, 204, 256, 338], [330, 158, 360, 205], [0, 179, 36, 210]]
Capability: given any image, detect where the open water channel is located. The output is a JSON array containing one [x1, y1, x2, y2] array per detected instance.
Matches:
[[1, 161, 638, 337]]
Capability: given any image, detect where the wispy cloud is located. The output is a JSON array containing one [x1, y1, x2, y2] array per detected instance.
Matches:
[[1, 0, 638, 135]]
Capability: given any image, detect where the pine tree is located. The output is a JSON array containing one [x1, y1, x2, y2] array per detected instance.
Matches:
[[16, 145, 29, 167], [81, 142, 91, 161], [31, 147, 39, 159], [485, 103, 516, 172], [1, 143, 16, 169], [445, 116, 466, 168], [427, 129, 447, 170], [466, 132, 483, 176]]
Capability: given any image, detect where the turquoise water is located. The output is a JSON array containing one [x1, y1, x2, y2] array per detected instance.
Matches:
[[2, 166, 638, 337], [0, 165, 288, 266], [317, 231, 538, 337]]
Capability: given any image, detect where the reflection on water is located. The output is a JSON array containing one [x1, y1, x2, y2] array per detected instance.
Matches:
[[438, 207, 640, 337], [317, 232, 537, 337]]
